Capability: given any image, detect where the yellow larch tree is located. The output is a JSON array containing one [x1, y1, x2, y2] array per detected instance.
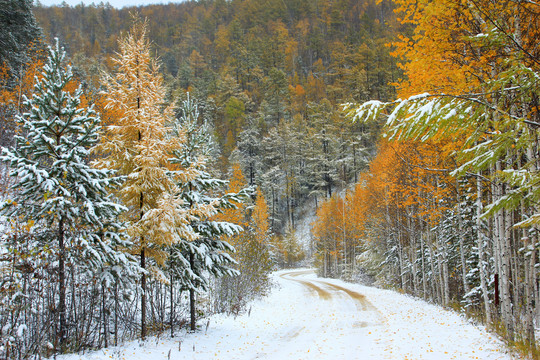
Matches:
[[95, 20, 188, 339], [251, 187, 269, 241]]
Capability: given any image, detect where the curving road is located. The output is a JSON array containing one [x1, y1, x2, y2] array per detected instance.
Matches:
[[281, 270, 379, 310], [84, 269, 512, 360], [269, 269, 388, 358]]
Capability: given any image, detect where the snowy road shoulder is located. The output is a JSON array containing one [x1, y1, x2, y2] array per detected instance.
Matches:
[[59, 269, 514, 360], [304, 271, 513, 360]]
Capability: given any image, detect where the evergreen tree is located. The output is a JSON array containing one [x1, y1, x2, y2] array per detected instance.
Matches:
[[0, 0, 41, 74], [0, 39, 136, 351], [230, 120, 262, 186], [168, 94, 251, 331], [260, 121, 303, 231], [305, 102, 342, 198]]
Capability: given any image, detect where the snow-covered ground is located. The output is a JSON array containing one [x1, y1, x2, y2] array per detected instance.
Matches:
[[60, 269, 514, 360]]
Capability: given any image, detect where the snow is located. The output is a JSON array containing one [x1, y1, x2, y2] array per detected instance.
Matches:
[[17, 324, 27, 338], [57, 269, 513, 360]]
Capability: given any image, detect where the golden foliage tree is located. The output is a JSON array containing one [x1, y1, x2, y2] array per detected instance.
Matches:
[[96, 20, 184, 339], [252, 187, 269, 240]]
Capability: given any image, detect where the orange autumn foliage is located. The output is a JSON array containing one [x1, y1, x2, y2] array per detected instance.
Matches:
[[392, 0, 540, 99], [0, 54, 44, 117], [214, 164, 249, 248], [366, 139, 456, 226], [391, 0, 476, 97], [251, 187, 269, 242], [313, 137, 457, 256]]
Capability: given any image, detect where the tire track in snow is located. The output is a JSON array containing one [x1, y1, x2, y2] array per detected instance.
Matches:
[[314, 280, 386, 328], [315, 281, 380, 312], [281, 270, 384, 326], [280, 270, 383, 321], [279, 270, 332, 300], [277, 269, 389, 359]]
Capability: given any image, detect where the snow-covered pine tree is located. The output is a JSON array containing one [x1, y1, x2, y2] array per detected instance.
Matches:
[[231, 122, 262, 186], [96, 20, 181, 339], [0, 39, 136, 351], [167, 94, 251, 331]]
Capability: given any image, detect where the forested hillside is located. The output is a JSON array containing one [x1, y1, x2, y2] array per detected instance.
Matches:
[[33, 0, 400, 233]]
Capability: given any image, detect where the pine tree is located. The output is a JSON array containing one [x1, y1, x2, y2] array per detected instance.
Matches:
[[231, 121, 262, 186], [167, 94, 251, 331], [96, 20, 178, 339], [0, 39, 135, 351]]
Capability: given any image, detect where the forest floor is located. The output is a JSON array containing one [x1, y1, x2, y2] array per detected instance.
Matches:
[[58, 269, 515, 360]]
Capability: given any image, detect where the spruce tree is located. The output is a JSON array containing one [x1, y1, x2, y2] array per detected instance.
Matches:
[[0, 39, 135, 351], [167, 95, 251, 331]]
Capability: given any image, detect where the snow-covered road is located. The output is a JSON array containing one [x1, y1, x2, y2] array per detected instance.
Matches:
[[63, 269, 514, 359]]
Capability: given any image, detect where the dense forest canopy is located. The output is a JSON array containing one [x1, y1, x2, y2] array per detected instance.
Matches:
[[0, 0, 41, 73], [0, 1, 401, 356], [34, 0, 398, 104], [31, 0, 401, 233]]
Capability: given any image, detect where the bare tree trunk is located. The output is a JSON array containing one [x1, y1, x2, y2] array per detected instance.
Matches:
[[114, 279, 118, 346], [456, 181, 469, 294], [522, 143, 538, 345], [58, 216, 66, 350], [189, 252, 196, 332], [398, 237, 406, 291], [140, 187, 147, 340], [494, 160, 513, 338], [170, 275, 174, 338], [502, 208, 514, 337], [411, 241, 418, 296], [342, 197, 347, 277], [409, 215, 418, 296], [439, 237, 450, 307], [524, 234, 536, 345], [141, 247, 146, 339], [427, 229, 439, 302], [476, 173, 492, 324], [334, 234, 338, 277], [420, 234, 427, 300], [102, 282, 108, 348]]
